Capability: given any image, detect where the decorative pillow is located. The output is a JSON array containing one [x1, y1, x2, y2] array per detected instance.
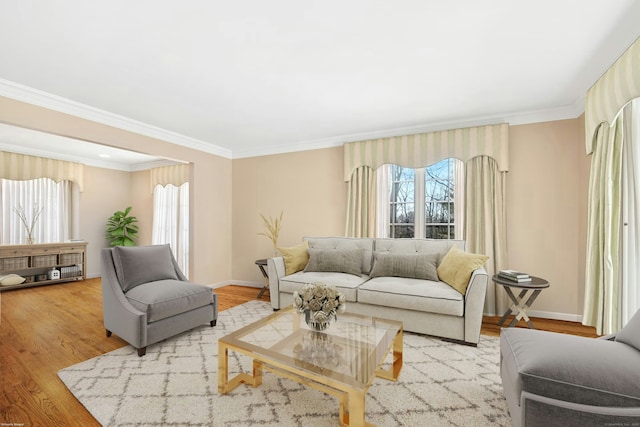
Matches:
[[112, 244, 179, 292], [304, 248, 362, 276], [436, 245, 489, 295], [616, 308, 640, 352], [277, 240, 310, 276], [370, 252, 439, 281], [0, 274, 26, 286]]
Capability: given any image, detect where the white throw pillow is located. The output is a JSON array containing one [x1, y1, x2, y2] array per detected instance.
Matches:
[[0, 274, 26, 286]]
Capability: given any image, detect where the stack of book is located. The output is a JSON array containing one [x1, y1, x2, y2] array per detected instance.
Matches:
[[498, 269, 531, 282]]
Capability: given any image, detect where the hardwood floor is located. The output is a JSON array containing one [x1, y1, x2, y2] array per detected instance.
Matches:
[[0, 278, 597, 426]]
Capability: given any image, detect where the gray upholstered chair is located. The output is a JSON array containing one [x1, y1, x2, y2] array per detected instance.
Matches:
[[500, 309, 640, 426], [101, 244, 218, 356]]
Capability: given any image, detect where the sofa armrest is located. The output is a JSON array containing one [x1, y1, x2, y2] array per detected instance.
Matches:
[[267, 257, 285, 309], [463, 267, 489, 345]]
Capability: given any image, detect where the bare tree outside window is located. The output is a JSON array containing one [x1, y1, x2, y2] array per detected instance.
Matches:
[[388, 159, 459, 239], [389, 166, 415, 238]]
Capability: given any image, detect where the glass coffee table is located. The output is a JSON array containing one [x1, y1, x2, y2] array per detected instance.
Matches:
[[218, 306, 403, 427]]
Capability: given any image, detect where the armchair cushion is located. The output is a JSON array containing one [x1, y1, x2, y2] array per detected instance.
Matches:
[[501, 328, 640, 408], [125, 279, 214, 322], [615, 308, 640, 352], [113, 245, 178, 292]]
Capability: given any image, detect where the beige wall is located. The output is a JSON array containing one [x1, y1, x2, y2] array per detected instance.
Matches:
[[232, 147, 347, 284], [232, 120, 590, 319], [80, 166, 131, 277], [507, 118, 588, 319], [0, 96, 232, 284], [1, 94, 592, 319]]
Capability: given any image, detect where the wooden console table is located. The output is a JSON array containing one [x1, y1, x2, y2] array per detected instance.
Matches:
[[0, 242, 87, 291]]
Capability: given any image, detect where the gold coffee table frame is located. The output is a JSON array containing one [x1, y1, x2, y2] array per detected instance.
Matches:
[[218, 306, 403, 427]]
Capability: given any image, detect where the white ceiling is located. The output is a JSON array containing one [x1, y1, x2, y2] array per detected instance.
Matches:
[[1, 0, 640, 162]]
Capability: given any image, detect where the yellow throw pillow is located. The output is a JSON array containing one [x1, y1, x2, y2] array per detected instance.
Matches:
[[437, 245, 489, 295], [277, 240, 310, 276]]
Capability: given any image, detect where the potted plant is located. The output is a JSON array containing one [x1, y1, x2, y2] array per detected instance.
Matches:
[[106, 207, 139, 246]]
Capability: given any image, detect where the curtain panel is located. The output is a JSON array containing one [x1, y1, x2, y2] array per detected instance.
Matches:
[[465, 156, 508, 316], [585, 35, 640, 155], [343, 123, 509, 182], [149, 164, 190, 191], [345, 166, 376, 237], [0, 151, 84, 191], [583, 120, 624, 335]]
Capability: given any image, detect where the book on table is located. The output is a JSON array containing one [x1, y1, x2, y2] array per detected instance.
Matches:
[[498, 269, 532, 282]]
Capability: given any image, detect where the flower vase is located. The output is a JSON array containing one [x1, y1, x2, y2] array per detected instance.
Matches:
[[304, 310, 334, 331], [25, 236, 34, 244]]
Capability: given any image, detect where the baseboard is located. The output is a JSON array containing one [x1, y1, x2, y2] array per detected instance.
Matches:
[[208, 280, 263, 289], [527, 309, 583, 323]]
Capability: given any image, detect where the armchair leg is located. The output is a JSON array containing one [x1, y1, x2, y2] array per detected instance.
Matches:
[[106, 330, 112, 337], [137, 347, 147, 357], [210, 319, 217, 327]]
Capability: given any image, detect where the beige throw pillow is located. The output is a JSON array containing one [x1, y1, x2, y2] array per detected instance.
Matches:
[[0, 274, 26, 286], [437, 246, 489, 295], [278, 241, 310, 276], [370, 252, 439, 281]]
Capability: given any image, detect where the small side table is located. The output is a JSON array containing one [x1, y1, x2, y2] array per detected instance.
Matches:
[[493, 275, 549, 329], [255, 259, 269, 298]]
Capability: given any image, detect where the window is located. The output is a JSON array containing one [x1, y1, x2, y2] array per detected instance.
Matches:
[[152, 183, 189, 276], [379, 158, 464, 239], [0, 178, 77, 244]]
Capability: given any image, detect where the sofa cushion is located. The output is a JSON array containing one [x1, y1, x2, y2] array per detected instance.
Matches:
[[304, 248, 362, 276], [369, 252, 439, 281], [305, 237, 374, 274], [374, 238, 465, 260], [113, 245, 178, 292], [125, 279, 214, 322], [278, 240, 310, 275], [615, 308, 640, 352], [279, 271, 367, 302], [357, 277, 464, 316], [500, 328, 640, 408], [437, 245, 488, 295]]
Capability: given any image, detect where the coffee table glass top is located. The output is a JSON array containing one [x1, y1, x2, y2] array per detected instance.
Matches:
[[220, 306, 402, 389]]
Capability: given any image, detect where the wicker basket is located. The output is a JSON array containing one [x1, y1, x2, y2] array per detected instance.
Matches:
[[32, 254, 57, 268], [59, 253, 83, 265], [0, 256, 29, 270]]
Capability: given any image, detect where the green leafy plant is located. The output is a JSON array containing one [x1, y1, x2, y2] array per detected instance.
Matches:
[[106, 207, 139, 246]]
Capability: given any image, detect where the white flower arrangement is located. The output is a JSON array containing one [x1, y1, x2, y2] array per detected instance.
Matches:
[[293, 282, 346, 324]]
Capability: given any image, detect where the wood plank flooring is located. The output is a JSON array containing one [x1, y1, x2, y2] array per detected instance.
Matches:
[[0, 278, 597, 426]]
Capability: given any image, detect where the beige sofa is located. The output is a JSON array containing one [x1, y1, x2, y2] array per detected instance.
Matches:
[[267, 237, 488, 346]]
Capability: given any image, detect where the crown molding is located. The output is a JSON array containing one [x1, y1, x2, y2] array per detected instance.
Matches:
[[1, 78, 586, 162], [0, 78, 232, 159], [232, 101, 585, 159]]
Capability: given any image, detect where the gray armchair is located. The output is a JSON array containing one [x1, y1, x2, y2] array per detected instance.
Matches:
[[500, 309, 640, 426], [101, 244, 218, 356]]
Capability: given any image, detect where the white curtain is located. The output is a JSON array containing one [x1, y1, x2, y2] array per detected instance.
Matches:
[[621, 99, 640, 326], [152, 183, 189, 276], [0, 178, 75, 244]]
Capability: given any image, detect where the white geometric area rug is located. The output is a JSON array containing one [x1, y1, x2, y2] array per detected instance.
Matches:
[[58, 300, 510, 426]]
